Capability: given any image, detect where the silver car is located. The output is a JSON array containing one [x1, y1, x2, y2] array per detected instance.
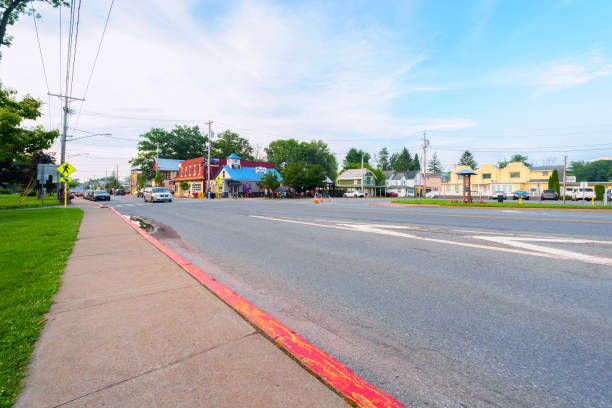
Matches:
[[144, 187, 173, 203]]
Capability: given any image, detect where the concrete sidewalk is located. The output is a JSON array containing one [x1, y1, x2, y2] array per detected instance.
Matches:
[[16, 201, 347, 407]]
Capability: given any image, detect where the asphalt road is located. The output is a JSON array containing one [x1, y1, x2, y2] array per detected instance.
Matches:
[[100, 196, 612, 407]]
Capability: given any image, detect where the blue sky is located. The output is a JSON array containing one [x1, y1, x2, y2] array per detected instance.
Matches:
[[1, 0, 611, 179]]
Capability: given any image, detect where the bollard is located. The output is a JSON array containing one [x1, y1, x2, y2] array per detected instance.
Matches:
[[592, 196, 595, 206], [519, 198, 522, 205]]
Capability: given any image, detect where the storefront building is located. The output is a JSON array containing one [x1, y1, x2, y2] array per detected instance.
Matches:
[[213, 154, 279, 197]]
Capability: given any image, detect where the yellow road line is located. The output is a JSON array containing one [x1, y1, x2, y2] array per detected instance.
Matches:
[[286, 206, 612, 224]]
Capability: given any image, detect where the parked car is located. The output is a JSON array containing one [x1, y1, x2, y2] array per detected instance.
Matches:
[[540, 189, 559, 200], [115, 189, 126, 196], [513, 190, 530, 200], [343, 190, 365, 198], [426, 191, 441, 198], [490, 190, 507, 200], [92, 190, 111, 201], [385, 191, 398, 197], [144, 187, 173, 202], [572, 188, 595, 201]]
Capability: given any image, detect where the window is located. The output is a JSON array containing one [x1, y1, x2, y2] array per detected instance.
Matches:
[[454, 184, 459, 193], [510, 172, 520, 178], [542, 171, 548, 176], [482, 173, 491, 179]]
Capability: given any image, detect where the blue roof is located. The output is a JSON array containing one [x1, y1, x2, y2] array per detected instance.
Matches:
[[218, 165, 282, 181], [227, 153, 240, 159], [455, 169, 477, 175], [156, 158, 182, 171]]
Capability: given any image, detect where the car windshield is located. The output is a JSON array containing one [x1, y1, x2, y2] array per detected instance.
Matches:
[[94, 190, 108, 195], [581, 188, 593, 192], [544, 190, 555, 193], [152, 188, 168, 193]]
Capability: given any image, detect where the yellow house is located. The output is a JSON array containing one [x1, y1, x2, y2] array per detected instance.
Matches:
[[443, 162, 564, 198]]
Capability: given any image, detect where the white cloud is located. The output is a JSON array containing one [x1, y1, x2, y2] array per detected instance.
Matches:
[[533, 55, 612, 93], [0, 0, 475, 179]]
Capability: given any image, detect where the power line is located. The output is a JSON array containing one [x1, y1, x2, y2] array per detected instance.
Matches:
[[68, 0, 83, 100], [74, 0, 116, 128], [33, 14, 53, 130]]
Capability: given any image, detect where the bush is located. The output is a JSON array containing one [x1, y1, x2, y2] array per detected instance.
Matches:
[[595, 185, 605, 201], [0, 189, 11, 194]]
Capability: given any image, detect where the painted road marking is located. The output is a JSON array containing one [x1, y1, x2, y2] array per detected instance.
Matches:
[[251, 215, 612, 267], [286, 205, 612, 224]]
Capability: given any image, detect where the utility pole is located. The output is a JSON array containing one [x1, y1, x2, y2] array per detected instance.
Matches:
[[563, 155, 567, 205], [205, 121, 213, 198], [47, 92, 85, 164], [423, 132, 427, 198]]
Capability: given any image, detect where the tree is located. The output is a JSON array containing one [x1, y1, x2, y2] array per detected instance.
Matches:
[[393, 148, 412, 171], [377, 147, 390, 170], [212, 130, 254, 160], [260, 171, 280, 192], [571, 160, 612, 182], [548, 169, 560, 195], [0, 0, 67, 59], [154, 171, 163, 187], [0, 150, 54, 185], [180, 181, 189, 191], [428, 152, 442, 174], [265, 139, 337, 179], [498, 154, 530, 169], [130, 125, 208, 177], [594, 185, 605, 201], [281, 163, 325, 191], [412, 153, 420, 171], [138, 174, 147, 190], [458, 150, 478, 169], [343, 148, 370, 167]]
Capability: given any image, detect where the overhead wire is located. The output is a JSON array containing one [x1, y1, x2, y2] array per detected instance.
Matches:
[[32, 14, 53, 129], [68, 0, 83, 100]]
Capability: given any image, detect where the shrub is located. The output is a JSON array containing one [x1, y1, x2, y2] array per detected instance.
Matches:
[[0, 189, 12, 194], [594, 185, 605, 201]]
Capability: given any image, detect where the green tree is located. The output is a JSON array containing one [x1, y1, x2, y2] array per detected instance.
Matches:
[[343, 148, 370, 167], [458, 150, 478, 169], [594, 185, 605, 201], [428, 152, 442, 174], [393, 148, 412, 171], [412, 153, 421, 171], [138, 174, 147, 189], [212, 130, 254, 160], [130, 125, 208, 177], [281, 163, 325, 191], [570, 160, 612, 182], [260, 171, 280, 192], [180, 181, 189, 191], [154, 171, 163, 186], [548, 169, 560, 194], [265, 139, 337, 179], [1, 0, 67, 58], [498, 154, 530, 169], [377, 147, 390, 170]]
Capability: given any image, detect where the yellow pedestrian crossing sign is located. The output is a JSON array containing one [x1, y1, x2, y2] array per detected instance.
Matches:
[[57, 162, 76, 177], [60, 176, 72, 183]]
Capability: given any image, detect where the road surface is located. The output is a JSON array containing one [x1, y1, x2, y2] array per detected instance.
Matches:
[[101, 196, 612, 407]]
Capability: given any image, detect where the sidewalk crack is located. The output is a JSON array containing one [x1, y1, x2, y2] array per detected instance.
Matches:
[[53, 332, 258, 407]]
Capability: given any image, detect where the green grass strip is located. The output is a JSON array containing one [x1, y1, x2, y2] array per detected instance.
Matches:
[[0, 208, 83, 407], [0, 195, 61, 210], [392, 199, 612, 209]]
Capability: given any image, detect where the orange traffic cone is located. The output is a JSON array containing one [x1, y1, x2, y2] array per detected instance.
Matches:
[[313, 198, 318, 203]]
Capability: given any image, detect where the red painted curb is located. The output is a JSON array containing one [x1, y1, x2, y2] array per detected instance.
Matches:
[[108, 207, 404, 408]]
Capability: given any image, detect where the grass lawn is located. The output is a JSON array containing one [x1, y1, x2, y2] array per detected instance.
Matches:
[[392, 199, 612, 209], [0, 195, 61, 210], [0, 208, 83, 407]]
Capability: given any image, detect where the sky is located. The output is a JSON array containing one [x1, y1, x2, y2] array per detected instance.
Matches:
[[1, 0, 612, 181]]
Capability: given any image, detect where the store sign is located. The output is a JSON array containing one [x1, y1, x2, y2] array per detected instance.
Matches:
[[566, 176, 576, 182], [255, 167, 267, 174]]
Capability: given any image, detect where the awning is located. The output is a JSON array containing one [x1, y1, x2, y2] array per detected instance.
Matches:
[[227, 180, 241, 186]]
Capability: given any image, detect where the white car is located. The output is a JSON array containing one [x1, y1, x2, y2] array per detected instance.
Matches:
[[572, 188, 595, 201], [425, 191, 440, 198], [143, 187, 173, 202], [343, 190, 365, 198]]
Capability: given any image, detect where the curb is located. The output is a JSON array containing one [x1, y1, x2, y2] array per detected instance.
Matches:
[[108, 206, 404, 408]]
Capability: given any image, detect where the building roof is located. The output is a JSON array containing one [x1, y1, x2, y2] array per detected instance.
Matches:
[[391, 171, 419, 180], [530, 165, 563, 171], [338, 168, 372, 180], [154, 158, 183, 171], [219, 165, 282, 181], [227, 153, 241, 159], [382, 170, 394, 179]]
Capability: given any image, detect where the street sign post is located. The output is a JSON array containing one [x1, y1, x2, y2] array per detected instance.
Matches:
[[56, 162, 76, 208]]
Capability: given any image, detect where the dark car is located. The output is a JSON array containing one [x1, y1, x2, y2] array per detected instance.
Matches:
[[513, 190, 530, 200], [93, 190, 111, 201], [541, 189, 559, 200], [115, 189, 126, 196]]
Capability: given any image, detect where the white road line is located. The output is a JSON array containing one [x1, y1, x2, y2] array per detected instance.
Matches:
[[250, 216, 564, 262]]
